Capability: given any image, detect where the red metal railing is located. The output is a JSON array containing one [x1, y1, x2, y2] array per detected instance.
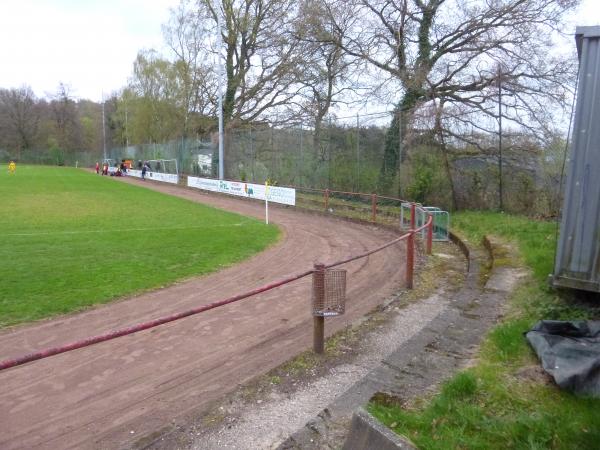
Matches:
[[0, 185, 433, 372], [291, 185, 403, 225]]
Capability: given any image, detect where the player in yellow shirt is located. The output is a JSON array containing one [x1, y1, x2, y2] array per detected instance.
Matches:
[[8, 160, 16, 174]]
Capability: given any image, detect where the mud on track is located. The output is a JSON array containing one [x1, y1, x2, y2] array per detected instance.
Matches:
[[0, 177, 406, 450]]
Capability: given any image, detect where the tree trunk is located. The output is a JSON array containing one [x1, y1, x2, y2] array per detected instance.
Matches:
[[379, 90, 419, 194]]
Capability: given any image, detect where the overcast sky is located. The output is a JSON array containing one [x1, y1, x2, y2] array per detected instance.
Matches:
[[0, 0, 598, 103], [0, 0, 179, 101]]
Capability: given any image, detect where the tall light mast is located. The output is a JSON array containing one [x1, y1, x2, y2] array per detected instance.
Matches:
[[216, 3, 224, 180]]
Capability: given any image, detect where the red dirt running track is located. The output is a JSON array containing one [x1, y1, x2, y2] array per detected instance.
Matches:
[[0, 177, 406, 450]]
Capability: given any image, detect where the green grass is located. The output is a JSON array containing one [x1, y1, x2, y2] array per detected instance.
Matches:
[[452, 211, 558, 281], [0, 165, 279, 327], [369, 211, 600, 449]]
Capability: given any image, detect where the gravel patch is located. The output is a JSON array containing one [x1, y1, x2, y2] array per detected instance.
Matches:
[[192, 293, 449, 450]]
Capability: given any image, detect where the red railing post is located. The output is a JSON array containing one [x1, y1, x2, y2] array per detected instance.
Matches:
[[407, 232, 414, 289], [324, 189, 330, 211], [371, 193, 377, 223], [427, 213, 433, 255], [406, 203, 416, 289]]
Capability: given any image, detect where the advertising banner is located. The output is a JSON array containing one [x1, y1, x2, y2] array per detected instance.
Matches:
[[187, 177, 295, 206], [187, 176, 220, 192], [128, 170, 179, 184]]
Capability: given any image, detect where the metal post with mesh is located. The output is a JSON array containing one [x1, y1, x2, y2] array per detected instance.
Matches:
[[312, 263, 346, 354]]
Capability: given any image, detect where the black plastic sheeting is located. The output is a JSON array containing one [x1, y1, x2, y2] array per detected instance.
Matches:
[[526, 321, 600, 397]]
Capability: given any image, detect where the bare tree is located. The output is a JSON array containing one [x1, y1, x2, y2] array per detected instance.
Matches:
[[49, 83, 82, 153], [202, 0, 302, 126], [323, 0, 579, 192], [0, 86, 40, 158], [292, 0, 358, 161], [163, 0, 216, 136]]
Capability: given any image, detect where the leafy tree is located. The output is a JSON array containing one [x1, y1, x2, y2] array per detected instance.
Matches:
[[127, 50, 182, 143]]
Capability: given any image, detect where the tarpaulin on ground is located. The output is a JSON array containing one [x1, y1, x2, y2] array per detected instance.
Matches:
[[526, 320, 600, 397]]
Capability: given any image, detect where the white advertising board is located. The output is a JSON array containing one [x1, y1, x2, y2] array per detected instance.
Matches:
[[187, 177, 295, 206], [187, 176, 220, 192], [128, 169, 179, 184]]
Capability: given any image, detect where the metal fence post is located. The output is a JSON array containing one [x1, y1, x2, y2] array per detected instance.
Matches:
[[313, 263, 325, 354], [406, 203, 416, 289], [324, 189, 330, 211], [371, 193, 377, 223]]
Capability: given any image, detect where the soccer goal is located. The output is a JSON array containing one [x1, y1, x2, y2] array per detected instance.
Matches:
[[146, 159, 178, 175]]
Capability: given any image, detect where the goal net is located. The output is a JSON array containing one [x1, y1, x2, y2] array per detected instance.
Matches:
[[146, 159, 178, 175]]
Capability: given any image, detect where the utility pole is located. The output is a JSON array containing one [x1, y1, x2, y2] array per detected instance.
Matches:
[[102, 92, 107, 162], [125, 103, 129, 148], [356, 113, 360, 192], [397, 108, 402, 198], [497, 64, 504, 211], [216, 2, 224, 180], [299, 122, 303, 187]]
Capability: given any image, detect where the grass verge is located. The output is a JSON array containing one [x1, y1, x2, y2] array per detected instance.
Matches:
[[369, 211, 600, 449], [0, 165, 279, 327]]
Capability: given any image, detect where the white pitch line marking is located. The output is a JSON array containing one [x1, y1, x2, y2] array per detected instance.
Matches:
[[6, 223, 249, 237]]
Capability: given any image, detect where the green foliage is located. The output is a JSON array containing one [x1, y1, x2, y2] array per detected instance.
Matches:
[[403, 148, 452, 209], [406, 158, 434, 203], [452, 211, 557, 281], [537, 135, 568, 216], [47, 137, 64, 166], [483, 318, 533, 364], [0, 165, 279, 326], [440, 371, 478, 400]]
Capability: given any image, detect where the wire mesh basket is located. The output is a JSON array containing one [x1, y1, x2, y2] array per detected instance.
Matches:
[[312, 269, 346, 317]]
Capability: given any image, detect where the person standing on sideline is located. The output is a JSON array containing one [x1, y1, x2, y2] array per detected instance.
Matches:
[[141, 161, 148, 180], [95, 162, 100, 174], [102, 162, 108, 176], [8, 160, 16, 174]]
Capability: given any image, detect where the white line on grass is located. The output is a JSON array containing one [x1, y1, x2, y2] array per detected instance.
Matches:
[[6, 223, 250, 237]]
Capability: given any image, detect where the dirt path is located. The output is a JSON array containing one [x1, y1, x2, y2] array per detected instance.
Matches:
[[0, 177, 407, 450]]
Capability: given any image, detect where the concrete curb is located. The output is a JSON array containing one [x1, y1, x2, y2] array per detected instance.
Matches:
[[341, 408, 416, 450]]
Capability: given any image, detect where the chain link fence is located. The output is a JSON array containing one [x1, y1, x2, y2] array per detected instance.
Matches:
[[9, 109, 560, 216]]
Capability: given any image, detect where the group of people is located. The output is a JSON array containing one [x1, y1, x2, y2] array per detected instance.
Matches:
[[92, 159, 155, 180], [96, 161, 107, 175], [95, 161, 129, 177]]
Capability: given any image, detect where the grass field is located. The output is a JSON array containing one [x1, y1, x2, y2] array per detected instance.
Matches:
[[369, 211, 600, 449], [0, 165, 279, 327]]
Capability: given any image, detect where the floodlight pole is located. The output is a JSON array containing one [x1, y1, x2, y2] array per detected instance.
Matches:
[[102, 96, 107, 163], [497, 64, 504, 211], [125, 104, 129, 148], [217, 4, 224, 180]]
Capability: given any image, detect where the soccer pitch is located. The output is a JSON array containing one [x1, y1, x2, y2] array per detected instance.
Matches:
[[0, 165, 279, 327]]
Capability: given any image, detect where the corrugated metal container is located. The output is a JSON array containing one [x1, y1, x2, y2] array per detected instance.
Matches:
[[552, 26, 600, 292]]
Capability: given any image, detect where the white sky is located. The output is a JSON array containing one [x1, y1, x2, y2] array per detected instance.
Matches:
[[0, 0, 179, 101], [0, 0, 598, 103]]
